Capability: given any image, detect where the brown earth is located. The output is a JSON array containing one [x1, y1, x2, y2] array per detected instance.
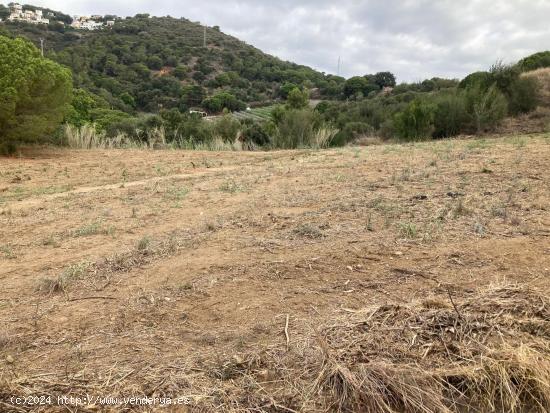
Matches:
[[0, 134, 549, 412]]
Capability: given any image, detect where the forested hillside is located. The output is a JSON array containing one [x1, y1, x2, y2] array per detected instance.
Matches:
[[2, 3, 550, 154], [0, 7, 342, 114]]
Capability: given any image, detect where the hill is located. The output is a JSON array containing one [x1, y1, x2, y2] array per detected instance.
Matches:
[[0, 4, 343, 113]]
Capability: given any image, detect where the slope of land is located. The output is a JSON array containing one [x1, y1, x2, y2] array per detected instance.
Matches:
[[0, 134, 549, 411], [0, 8, 333, 112]]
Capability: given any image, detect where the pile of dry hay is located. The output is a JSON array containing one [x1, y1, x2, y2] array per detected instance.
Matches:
[[225, 282, 550, 412]]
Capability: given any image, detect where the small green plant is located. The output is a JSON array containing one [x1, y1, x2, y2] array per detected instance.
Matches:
[[73, 221, 102, 237], [137, 236, 151, 251], [366, 214, 374, 232], [0, 245, 16, 259], [398, 222, 418, 239], [42, 235, 60, 248], [219, 180, 243, 193], [165, 186, 189, 201], [473, 222, 485, 236], [36, 261, 90, 294], [452, 199, 471, 218]]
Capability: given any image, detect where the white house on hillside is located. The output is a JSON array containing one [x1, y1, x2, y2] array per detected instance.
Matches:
[[71, 15, 104, 30], [8, 3, 49, 25]]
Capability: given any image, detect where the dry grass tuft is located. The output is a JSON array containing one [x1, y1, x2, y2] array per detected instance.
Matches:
[[226, 282, 550, 412]]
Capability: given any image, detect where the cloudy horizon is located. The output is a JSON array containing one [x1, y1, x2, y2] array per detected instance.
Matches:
[[20, 0, 550, 82]]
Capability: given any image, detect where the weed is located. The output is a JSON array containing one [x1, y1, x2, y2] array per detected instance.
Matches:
[[42, 235, 60, 248], [36, 262, 90, 294], [219, 180, 243, 193], [474, 222, 486, 236], [491, 205, 508, 219], [452, 199, 471, 218], [137, 236, 151, 251], [398, 222, 418, 239], [165, 186, 189, 201], [366, 213, 374, 232], [292, 223, 324, 239], [73, 221, 102, 237], [0, 245, 16, 259]]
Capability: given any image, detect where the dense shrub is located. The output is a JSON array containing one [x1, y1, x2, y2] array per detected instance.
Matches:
[[213, 115, 241, 141], [459, 71, 493, 90], [489, 61, 520, 97], [271, 108, 323, 149], [202, 92, 245, 113], [241, 121, 270, 146], [286, 87, 309, 109], [393, 99, 435, 140], [509, 77, 540, 115], [518, 51, 550, 72], [332, 122, 374, 146], [465, 84, 507, 132], [89, 108, 132, 133], [432, 91, 469, 138]]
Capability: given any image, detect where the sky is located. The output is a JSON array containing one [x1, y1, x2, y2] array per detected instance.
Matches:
[[25, 0, 550, 82]]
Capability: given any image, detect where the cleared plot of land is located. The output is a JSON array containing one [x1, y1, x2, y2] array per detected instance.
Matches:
[[0, 135, 549, 412]]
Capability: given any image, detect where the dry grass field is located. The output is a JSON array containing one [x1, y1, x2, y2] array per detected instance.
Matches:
[[1, 134, 549, 412]]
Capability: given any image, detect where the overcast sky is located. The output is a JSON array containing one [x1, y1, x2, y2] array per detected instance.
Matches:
[[25, 0, 550, 82]]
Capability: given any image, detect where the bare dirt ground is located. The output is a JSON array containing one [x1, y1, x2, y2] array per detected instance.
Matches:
[[0, 134, 549, 412]]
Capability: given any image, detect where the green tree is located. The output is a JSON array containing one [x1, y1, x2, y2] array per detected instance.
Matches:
[[343, 76, 369, 98], [0, 36, 72, 154], [0, 4, 11, 20], [65, 88, 107, 127], [286, 87, 309, 109], [374, 71, 396, 88]]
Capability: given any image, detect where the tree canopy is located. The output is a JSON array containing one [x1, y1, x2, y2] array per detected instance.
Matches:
[[0, 35, 72, 153]]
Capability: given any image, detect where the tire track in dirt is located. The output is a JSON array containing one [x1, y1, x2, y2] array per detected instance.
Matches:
[[3, 165, 244, 211]]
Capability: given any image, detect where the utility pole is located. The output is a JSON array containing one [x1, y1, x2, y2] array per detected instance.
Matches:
[[203, 25, 206, 48], [39, 38, 44, 57], [337, 56, 341, 77]]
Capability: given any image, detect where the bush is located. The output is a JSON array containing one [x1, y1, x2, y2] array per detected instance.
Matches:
[[432, 91, 469, 138], [394, 99, 435, 140], [173, 65, 188, 80], [509, 77, 540, 115], [332, 122, 374, 146], [89, 108, 132, 133], [518, 51, 550, 72], [286, 87, 309, 109], [271, 108, 322, 149], [213, 115, 240, 141], [489, 61, 520, 97], [465, 84, 508, 132], [459, 71, 493, 90], [202, 92, 245, 113], [241, 121, 270, 146]]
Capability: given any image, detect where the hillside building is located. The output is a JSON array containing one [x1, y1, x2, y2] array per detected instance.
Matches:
[[8, 3, 49, 25], [70, 15, 104, 30]]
